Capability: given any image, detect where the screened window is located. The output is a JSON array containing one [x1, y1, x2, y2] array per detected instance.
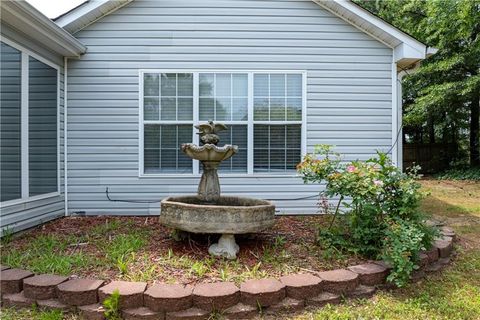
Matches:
[[0, 40, 59, 204], [140, 71, 304, 175], [1, 42, 22, 202]]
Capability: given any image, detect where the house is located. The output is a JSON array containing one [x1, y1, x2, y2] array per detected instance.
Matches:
[[0, 0, 435, 234]]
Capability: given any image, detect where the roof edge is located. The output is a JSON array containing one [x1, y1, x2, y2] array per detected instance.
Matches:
[[313, 0, 432, 63], [1, 1, 86, 57], [55, 0, 133, 34]]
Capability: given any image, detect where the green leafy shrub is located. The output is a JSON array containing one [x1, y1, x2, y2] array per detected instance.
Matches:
[[435, 167, 480, 181], [297, 145, 438, 286]]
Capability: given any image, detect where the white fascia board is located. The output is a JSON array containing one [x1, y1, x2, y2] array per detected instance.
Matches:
[[313, 0, 428, 61], [1, 1, 86, 57], [55, 0, 133, 34]]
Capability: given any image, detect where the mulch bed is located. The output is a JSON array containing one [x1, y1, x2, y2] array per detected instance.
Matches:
[[2, 215, 367, 285]]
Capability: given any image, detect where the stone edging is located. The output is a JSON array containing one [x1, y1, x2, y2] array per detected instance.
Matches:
[[0, 227, 455, 320]]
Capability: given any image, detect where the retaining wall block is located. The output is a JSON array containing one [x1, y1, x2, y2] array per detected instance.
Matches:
[[98, 281, 147, 310], [240, 278, 285, 307], [279, 273, 322, 299], [316, 269, 359, 294], [192, 282, 239, 311], [144, 283, 193, 312], [57, 278, 105, 306], [0, 268, 34, 294], [23, 274, 69, 300], [348, 263, 389, 286]]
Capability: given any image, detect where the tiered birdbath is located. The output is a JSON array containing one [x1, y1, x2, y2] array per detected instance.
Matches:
[[160, 121, 275, 259]]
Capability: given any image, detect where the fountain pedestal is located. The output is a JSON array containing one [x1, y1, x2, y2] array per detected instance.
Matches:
[[198, 161, 220, 202], [208, 234, 239, 260]]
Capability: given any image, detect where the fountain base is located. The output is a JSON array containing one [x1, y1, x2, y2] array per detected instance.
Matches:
[[160, 195, 275, 234], [208, 234, 239, 259]]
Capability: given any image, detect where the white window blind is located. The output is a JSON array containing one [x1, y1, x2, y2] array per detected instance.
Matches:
[[140, 71, 304, 175]]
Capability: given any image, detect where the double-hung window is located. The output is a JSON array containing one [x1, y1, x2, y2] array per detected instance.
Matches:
[[0, 40, 59, 204], [140, 71, 305, 176]]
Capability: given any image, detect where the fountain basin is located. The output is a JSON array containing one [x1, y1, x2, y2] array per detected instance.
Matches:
[[181, 143, 238, 162], [160, 195, 275, 234]]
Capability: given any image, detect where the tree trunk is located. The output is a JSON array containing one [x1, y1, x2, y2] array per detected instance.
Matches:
[[471, 91, 480, 167]]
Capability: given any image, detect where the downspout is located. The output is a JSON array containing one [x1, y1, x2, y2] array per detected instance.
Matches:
[[64, 56, 69, 216]]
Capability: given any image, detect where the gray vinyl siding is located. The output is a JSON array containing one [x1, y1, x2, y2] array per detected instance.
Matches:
[[67, 0, 393, 215], [0, 23, 65, 234]]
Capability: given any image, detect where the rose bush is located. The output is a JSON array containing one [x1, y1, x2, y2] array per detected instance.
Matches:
[[297, 145, 438, 286]]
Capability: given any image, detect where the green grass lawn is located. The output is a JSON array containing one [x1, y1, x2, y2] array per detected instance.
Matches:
[[1, 180, 479, 320]]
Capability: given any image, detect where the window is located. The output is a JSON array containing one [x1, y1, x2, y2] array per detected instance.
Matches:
[[253, 74, 302, 172], [140, 71, 305, 175], [1, 42, 21, 202], [28, 57, 58, 196], [0, 40, 59, 204], [143, 73, 193, 173]]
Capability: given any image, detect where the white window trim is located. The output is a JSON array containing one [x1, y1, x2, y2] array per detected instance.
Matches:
[[138, 69, 307, 178], [0, 37, 61, 208]]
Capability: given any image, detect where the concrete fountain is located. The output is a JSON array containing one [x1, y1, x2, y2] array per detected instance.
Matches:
[[160, 121, 275, 259]]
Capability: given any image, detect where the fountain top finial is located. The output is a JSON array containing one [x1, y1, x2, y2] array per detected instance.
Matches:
[[195, 120, 228, 145]]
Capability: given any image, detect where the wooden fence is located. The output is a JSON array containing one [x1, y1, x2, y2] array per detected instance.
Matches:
[[403, 143, 456, 173]]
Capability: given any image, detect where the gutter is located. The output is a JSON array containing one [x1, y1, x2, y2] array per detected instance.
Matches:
[[1, 1, 86, 57]]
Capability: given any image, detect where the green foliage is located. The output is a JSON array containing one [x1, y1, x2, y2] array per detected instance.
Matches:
[[1, 234, 91, 275], [355, 0, 480, 167], [38, 310, 63, 320], [297, 145, 438, 286], [435, 167, 480, 180], [105, 233, 146, 263], [103, 289, 121, 320], [1, 227, 14, 245]]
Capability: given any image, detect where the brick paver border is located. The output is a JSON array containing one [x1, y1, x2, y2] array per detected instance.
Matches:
[[0, 229, 455, 320]]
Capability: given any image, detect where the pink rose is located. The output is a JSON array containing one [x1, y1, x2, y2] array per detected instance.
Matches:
[[373, 180, 384, 186], [346, 165, 356, 173]]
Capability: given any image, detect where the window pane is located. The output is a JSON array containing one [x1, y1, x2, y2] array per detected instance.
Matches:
[[199, 73, 214, 97], [178, 98, 193, 120], [232, 98, 247, 121], [215, 73, 231, 96], [1, 42, 21, 202], [217, 125, 247, 173], [160, 97, 176, 120], [199, 73, 247, 122], [144, 97, 159, 120], [29, 57, 58, 196], [270, 74, 285, 97], [270, 97, 285, 121], [254, 73, 302, 123], [199, 97, 214, 120], [254, 74, 268, 96], [286, 98, 302, 121], [161, 73, 176, 96], [144, 125, 160, 169], [254, 98, 269, 121], [144, 125, 192, 173], [215, 97, 231, 121], [232, 74, 247, 96], [287, 74, 302, 96], [144, 73, 159, 96], [254, 125, 301, 172], [177, 73, 193, 96]]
